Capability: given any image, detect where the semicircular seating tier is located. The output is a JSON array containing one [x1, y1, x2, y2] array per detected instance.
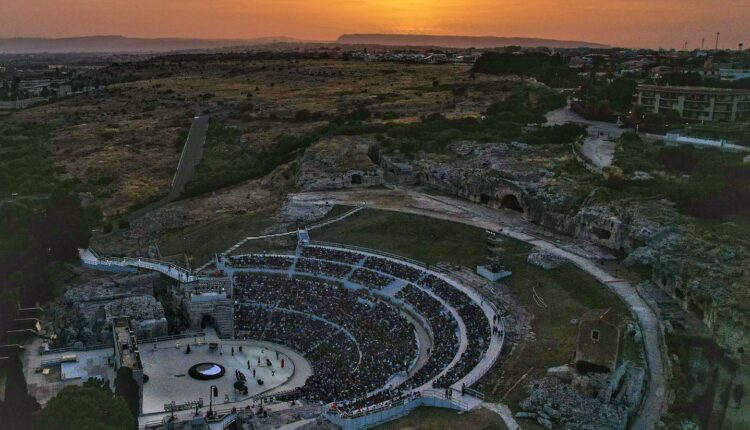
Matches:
[[221, 243, 504, 415]]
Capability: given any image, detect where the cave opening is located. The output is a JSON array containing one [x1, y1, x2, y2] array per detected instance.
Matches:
[[501, 194, 524, 212], [350, 174, 363, 185], [201, 314, 216, 329], [591, 227, 612, 240]]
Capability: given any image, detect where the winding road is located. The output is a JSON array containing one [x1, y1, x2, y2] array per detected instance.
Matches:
[[545, 101, 624, 169]]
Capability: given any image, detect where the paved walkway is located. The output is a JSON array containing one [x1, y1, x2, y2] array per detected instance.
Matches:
[[287, 187, 667, 430], [125, 115, 209, 222], [483, 402, 521, 430], [193, 205, 366, 272], [545, 103, 623, 168]]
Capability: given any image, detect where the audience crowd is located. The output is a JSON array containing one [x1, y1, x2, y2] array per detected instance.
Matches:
[[364, 256, 423, 282], [397, 285, 460, 388], [227, 255, 293, 270], [301, 246, 364, 265], [228, 247, 496, 412], [233, 273, 416, 402], [349, 268, 394, 290], [420, 275, 492, 388], [337, 388, 419, 416], [295, 258, 351, 278]]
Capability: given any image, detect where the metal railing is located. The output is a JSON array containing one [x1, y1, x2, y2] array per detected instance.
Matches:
[[41, 332, 207, 355]]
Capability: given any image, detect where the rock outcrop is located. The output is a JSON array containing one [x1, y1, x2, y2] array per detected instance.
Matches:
[[527, 247, 566, 270], [47, 273, 167, 345], [297, 135, 383, 191]]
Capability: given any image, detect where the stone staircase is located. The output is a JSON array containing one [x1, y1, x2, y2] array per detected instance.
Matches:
[[213, 304, 235, 339]]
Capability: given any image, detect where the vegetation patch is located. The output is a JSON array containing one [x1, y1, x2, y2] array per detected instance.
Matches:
[[158, 209, 279, 266], [183, 120, 318, 197], [377, 85, 569, 155], [472, 52, 579, 88], [0, 117, 60, 197], [374, 406, 508, 430], [609, 138, 750, 220]]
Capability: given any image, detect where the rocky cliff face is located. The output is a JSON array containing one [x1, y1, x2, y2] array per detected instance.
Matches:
[[47, 273, 168, 346], [382, 140, 750, 354], [297, 135, 383, 192]]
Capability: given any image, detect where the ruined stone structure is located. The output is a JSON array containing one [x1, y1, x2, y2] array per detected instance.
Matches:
[[182, 278, 233, 338], [297, 135, 384, 191], [104, 296, 168, 340], [49, 273, 167, 346], [574, 309, 625, 374]]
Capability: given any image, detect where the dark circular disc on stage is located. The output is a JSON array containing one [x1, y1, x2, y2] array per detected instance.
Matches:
[[188, 362, 226, 380]]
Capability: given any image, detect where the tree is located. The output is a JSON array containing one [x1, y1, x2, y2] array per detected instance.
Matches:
[[0, 357, 40, 430], [114, 367, 140, 419], [33, 385, 132, 430]]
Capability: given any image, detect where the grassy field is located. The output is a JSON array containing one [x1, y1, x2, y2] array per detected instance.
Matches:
[[310, 208, 487, 267], [158, 209, 278, 266], [158, 205, 363, 266], [374, 407, 508, 430], [310, 208, 639, 413], [473, 238, 636, 407]]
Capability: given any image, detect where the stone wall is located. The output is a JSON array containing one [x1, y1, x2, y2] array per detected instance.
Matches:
[[48, 273, 169, 346], [185, 294, 234, 339]]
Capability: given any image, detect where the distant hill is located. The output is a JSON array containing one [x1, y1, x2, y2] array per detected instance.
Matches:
[[0, 35, 301, 54], [337, 34, 609, 49]]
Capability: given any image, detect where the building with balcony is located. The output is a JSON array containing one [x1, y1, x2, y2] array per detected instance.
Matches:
[[633, 84, 750, 122]]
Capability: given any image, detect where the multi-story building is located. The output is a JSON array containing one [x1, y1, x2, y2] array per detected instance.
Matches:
[[720, 68, 750, 81], [633, 84, 750, 122]]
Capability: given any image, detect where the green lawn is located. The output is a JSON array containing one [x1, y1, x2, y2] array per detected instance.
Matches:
[[477, 238, 636, 405], [374, 407, 508, 430], [310, 208, 487, 267], [158, 209, 278, 267]]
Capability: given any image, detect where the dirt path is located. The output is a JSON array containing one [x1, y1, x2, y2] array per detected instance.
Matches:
[[288, 187, 667, 430]]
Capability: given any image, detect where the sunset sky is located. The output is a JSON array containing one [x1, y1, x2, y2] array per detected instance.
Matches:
[[2, 0, 749, 49]]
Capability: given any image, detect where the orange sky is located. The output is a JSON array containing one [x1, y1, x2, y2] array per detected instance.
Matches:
[[2, 0, 748, 49]]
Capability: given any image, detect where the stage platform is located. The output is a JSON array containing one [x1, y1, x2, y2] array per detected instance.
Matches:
[[140, 336, 296, 414]]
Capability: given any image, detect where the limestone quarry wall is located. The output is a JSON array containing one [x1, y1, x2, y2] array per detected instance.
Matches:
[[382, 155, 749, 354]]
